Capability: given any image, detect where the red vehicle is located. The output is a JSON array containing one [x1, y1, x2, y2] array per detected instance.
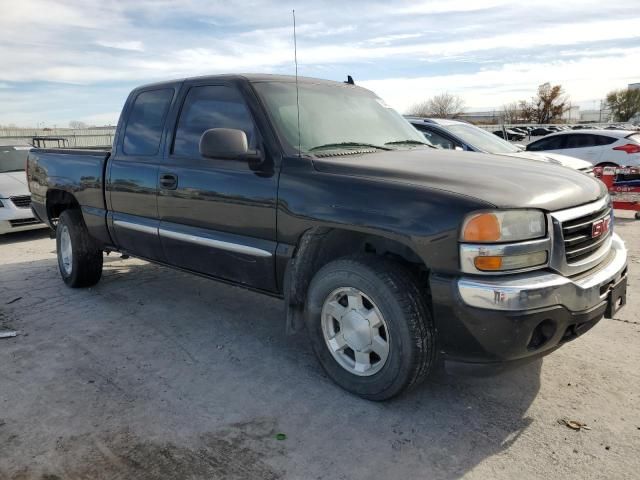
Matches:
[[594, 166, 640, 219]]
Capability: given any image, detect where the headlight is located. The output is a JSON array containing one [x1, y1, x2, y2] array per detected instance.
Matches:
[[461, 210, 546, 243], [460, 209, 550, 274]]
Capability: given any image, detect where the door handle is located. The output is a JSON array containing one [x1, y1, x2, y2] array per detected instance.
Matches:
[[159, 173, 178, 190]]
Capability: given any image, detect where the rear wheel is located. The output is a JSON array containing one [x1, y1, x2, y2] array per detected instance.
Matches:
[[305, 255, 435, 401], [56, 209, 103, 287]]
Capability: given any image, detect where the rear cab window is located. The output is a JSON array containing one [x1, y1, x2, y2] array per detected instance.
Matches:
[[123, 89, 174, 156]]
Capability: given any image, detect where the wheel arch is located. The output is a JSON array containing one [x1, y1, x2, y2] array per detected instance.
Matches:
[[46, 189, 81, 228], [284, 227, 431, 334]]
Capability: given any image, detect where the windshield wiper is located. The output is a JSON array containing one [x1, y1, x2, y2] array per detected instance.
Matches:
[[384, 140, 435, 148], [308, 142, 391, 152]]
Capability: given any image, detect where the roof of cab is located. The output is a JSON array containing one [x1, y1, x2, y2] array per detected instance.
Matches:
[[134, 74, 358, 91]]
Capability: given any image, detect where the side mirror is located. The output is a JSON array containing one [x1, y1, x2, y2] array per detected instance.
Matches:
[[199, 128, 262, 162], [454, 145, 464, 151]]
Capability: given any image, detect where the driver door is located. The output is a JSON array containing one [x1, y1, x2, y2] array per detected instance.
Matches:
[[156, 82, 279, 291]]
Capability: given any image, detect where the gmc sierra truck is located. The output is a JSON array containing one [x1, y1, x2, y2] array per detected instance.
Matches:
[[27, 74, 628, 400]]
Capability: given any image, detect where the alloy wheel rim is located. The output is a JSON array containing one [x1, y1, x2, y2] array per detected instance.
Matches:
[[59, 225, 73, 275], [320, 287, 390, 376]]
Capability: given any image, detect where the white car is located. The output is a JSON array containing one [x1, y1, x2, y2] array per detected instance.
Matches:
[[0, 144, 46, 234], [408, 118, 594, 173], [526, 129, 640, 167]]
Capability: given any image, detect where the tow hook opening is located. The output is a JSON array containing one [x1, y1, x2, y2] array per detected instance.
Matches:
[[528, 319, 556, 351]]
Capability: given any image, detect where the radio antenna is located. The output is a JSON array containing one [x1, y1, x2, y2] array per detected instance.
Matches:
[[292, 9, 301, 157]]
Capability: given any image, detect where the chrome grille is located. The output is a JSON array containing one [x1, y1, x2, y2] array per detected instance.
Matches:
[[562, 205, 612, 263], [10, 195, 31, 208]]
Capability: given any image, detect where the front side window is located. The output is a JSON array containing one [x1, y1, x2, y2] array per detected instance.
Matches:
[[173, 85, 256, 157], [123, 89, 174, 156], [416, 126, 456, 150]]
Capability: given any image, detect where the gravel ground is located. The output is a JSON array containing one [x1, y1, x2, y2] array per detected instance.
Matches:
[[0, 212, 638, 480]]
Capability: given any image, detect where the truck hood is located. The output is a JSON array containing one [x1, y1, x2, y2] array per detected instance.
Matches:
[[0, 171, 29, 198], [500, 151, 593, 171], [312, 148, 606, 212]]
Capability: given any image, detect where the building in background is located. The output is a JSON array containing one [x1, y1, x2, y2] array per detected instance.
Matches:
[[579, 108, 612, 123]]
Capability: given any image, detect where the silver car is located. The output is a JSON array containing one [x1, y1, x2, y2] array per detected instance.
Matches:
[[0, 144, 46, 234], [407, 117, 594, 173]]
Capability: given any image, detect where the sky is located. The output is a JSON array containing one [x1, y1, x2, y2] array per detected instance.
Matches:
[[0, 0, 639, 127]]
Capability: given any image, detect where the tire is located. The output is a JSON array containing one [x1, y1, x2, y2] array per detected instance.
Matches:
[[305, 255, 436, 401], [56, 209, 103, 288]]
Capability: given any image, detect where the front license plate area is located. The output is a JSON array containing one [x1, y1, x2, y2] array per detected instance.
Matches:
[[605, 276, 627, 318]]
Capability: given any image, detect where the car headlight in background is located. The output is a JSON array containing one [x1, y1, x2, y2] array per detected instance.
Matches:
[[460, 210, 549, 273]]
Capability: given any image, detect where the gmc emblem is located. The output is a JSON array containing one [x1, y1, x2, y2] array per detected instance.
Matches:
[[591, 217, 611, 238]]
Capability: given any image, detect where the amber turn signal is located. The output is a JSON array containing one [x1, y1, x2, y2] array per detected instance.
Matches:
[[462, 213, 501, 242], [474, 256, 503, 271]]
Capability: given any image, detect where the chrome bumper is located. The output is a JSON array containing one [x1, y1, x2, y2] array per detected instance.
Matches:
[[458, 233, 628, 311]]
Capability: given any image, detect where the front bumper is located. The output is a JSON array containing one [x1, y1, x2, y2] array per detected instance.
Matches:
[[0, 198, 46, 234], [430, 233, 628, 363]]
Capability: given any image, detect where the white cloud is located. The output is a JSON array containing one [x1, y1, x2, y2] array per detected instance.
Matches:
[[96, 40, 144, 52], [78, 111, 121, 126], [0, 0, 639, 125], [360, 48, 640, 113]]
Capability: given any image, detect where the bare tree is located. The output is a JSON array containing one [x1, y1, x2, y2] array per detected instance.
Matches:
[[501, 102, 520, 124], [518, 83, 569, 124], [69, 120, 88, 129], [408, 93, 465, 119]]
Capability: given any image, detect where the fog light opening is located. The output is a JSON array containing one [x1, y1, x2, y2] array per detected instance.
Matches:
[[528, 319, 556, 351]]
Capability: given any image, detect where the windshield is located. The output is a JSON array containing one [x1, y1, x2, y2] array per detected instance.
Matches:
[[253, 81, 427, 154], [0, 146, 29, 173], [445, 124, 521, 154]]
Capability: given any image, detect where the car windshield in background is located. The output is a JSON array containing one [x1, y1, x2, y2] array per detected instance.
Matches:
[[446, 124, 521, 154], [253, 81, 427, 154], [0, 146, 29, 173]]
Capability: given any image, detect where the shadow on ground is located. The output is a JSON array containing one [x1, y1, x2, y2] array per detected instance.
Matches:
[[0, 229, 50, 246], [0, 255, 541, 480]]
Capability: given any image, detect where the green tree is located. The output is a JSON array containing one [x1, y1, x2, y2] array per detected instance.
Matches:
[[606, 88, 640, 122]]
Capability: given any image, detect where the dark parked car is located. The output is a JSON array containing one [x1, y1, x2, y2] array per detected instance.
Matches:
[[493, 129, 526, 141], [27, 74, 628, 400], [531, 127, 553, 136]]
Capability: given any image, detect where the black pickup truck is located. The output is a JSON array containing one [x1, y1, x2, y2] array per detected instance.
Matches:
[[27, 74, 628, 400]]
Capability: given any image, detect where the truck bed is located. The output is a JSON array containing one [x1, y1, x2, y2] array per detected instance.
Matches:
[[27, 148, 111, 243]]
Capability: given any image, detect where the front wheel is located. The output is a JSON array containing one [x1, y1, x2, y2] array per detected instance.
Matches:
[[56, 209, 103, 288], [305, 255, 436, 401]]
